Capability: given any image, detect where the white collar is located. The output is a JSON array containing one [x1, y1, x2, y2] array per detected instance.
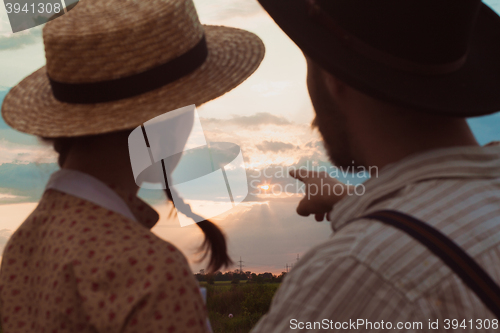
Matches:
[[45, 169, 137, 222]]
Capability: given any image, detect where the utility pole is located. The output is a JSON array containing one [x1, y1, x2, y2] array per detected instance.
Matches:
[[297, 253, 300, 262], [238, 257, 244, 274]]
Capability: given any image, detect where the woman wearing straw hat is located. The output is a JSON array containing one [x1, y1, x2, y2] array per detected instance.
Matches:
[[0, 0, 264, 332]]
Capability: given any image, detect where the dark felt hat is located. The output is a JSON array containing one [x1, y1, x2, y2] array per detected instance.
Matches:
[[258, 0, 500, 117]]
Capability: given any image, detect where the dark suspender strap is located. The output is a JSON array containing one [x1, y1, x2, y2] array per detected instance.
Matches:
[[357, 209, 500, 318]]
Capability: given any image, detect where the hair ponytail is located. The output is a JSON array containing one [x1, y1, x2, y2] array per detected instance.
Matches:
[[163, 184, 232, 273]]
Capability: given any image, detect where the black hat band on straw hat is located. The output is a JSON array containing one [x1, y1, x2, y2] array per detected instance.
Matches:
[[48, 35, 208, 104]]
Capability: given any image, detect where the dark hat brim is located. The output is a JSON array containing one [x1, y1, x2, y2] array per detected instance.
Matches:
[[258, 0, 500, 117]]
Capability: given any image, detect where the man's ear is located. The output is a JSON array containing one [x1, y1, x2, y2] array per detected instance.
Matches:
[[322, 70, 346, 101]]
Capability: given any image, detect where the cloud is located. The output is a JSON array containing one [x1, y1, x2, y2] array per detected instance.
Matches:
[[305, 140, 323, 149], [0, 25, 42, 50], [0, 139, 58, 164], [0, 162, 56, 204], [201, 112, 291, 129], [0, 89, 42, 144], [256, 140, 297, 153], [211, 197, 333, 274], [194, 0, 263, 22], [198, 114, 330, 170], [0, 0, 12, 33], [0, 160, 172, 207], [150, 196, 333, 274], [0, 128, 39, 145], [0, 89, 9, 129]]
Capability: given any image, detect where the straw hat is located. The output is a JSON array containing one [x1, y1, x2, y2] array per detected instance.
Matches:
[[1, 0, 265, 137]]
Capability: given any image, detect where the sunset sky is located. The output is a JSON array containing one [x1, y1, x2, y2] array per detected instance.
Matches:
[[0, 0, 500, 275]]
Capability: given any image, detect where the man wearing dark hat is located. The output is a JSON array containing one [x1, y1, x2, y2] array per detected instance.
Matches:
[[252, 0, 500, 331]]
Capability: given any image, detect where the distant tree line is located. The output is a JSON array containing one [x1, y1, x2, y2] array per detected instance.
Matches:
[[195, 269, 287, 284]]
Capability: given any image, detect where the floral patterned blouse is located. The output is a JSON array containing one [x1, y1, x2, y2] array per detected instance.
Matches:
[[0, 177, 209, 333]]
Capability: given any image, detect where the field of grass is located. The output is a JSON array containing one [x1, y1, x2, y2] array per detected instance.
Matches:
[[0, 281, 279, 333], [202, 281, 280, 333]]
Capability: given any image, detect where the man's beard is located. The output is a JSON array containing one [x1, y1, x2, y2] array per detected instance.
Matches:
[[306, 57, 364, 172], [310, 96, 361, 171], [315, 115, 358, 171]]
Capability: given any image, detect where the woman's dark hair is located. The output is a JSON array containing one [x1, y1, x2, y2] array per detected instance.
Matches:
[[41, 132, 232, 273], [163, 185, 232, 273]]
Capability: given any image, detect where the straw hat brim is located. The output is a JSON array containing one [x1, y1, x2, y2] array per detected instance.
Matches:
[[1, 25, 265, 137]]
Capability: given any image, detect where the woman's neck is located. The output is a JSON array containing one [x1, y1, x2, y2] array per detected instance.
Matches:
[[62, 133, 139, 196]]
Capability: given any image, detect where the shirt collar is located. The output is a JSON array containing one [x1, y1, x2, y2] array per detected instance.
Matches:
[[329, 143, 500, 231], [45, 169, 159, 229]]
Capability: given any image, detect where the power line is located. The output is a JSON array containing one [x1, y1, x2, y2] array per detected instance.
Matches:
[[238, 256, 244, 274], [285, 254, 300, 273]]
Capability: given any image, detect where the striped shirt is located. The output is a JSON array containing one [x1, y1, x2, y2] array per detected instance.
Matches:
[[252, 143, 500, 332]]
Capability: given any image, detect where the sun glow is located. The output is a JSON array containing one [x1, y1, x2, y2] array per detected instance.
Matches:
[[260, 184, 270, 190]]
